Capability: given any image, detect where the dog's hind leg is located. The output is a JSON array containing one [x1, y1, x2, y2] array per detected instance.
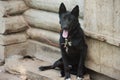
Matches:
[[39, 58, 63, 71]]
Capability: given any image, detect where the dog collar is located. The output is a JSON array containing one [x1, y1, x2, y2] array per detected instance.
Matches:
[[64, 39, 72, 47]]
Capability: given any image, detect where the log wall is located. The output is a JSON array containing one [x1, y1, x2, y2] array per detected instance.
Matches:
[[23, 0, 120, 79], [0, 0, 28, 62], [24, 0, 84, 18], [0, 0, 119, 79]]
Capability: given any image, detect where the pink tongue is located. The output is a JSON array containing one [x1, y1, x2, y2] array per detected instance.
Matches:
[[62, 30, 68, 38]]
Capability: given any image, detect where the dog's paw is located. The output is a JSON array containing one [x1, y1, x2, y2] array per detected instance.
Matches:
[[39, 66, 46, 71], [77, 77, 83, 80], [65, 78, 71, 80]]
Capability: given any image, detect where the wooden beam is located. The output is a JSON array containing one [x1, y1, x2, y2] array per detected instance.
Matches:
[[24, 9, 60, 33]]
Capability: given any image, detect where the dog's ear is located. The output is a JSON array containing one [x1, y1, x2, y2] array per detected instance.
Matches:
[[59, 3, 66, 16], [71, 5, 79, 17]]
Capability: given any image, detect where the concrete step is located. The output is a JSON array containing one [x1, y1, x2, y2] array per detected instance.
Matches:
[[4, 55, 90, 80]]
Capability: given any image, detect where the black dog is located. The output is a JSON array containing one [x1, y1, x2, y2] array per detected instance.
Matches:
[[39, 3, 88, 80]]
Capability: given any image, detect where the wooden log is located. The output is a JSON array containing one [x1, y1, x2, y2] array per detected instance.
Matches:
[[24, 9, 84, 33], [27, 28, 59, 47], [24, 9, 60, 33], [0, 0, 28, 15], [24, 0, 72, 13], [24, 0, 84, 18], [0, 33, 28, 45], [0, 16, 27, 34], [0, 42, 27, 61], [24, 9, 120, 47]]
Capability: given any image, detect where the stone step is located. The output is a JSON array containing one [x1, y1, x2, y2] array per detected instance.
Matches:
[[0, 72, 24, 80], [4, 55, 90, 80], [0, 66, 23, 80], [25, 40, 116, 80]]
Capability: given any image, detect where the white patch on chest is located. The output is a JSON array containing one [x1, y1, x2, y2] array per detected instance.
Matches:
[[64, 38, 72, 53]]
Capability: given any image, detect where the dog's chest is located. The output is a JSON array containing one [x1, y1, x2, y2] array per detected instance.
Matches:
[[62, 38, 81, 54]]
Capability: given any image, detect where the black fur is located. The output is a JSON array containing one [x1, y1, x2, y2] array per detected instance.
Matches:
[[39, 3, 88, 80]]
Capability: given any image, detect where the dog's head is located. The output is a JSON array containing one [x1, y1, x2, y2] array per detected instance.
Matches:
[[59, 3, 79, 38]]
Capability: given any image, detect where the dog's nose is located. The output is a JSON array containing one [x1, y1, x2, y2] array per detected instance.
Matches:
[[64, 28, 68, 30], [63, 26, 68, 30]]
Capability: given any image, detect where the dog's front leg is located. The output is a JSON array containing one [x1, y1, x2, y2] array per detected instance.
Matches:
[[77, 57, 85, 80], [77, 48, 87, 80], [62, 52, 71, 80]]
